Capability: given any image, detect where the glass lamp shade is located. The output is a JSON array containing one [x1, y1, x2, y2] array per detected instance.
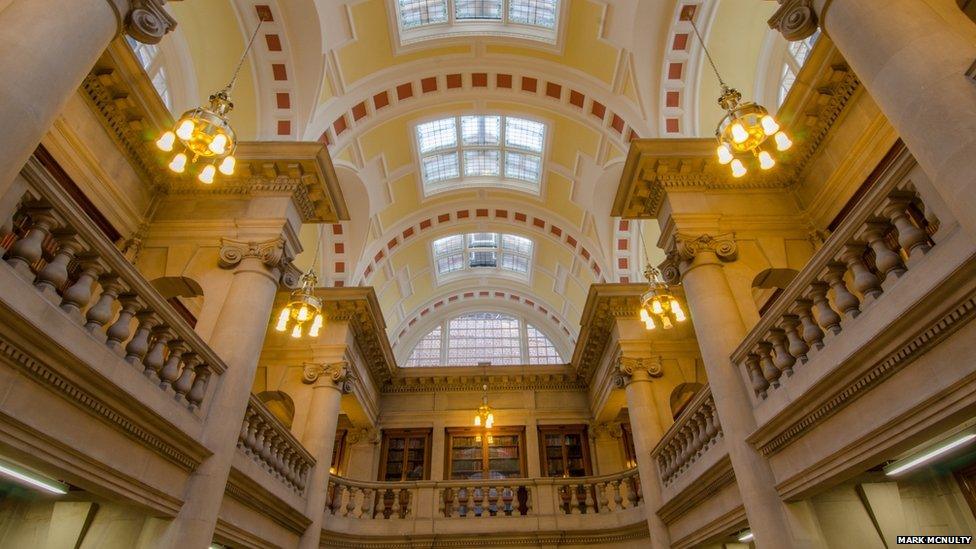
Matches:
[[639, 271, 687, 331], [273, 272, 324, 339], [717, 102, 771, 155], [157, 90, 238, 182]]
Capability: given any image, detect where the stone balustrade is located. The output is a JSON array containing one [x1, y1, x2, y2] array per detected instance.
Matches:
[[325, 468, 641, 523], [731, 178, 940, 401], [237, 396, 315, 495], [650, 386, 722, 486], [0, 158, 226, 412]]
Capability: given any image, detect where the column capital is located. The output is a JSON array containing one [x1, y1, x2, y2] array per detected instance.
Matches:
[[110, 0, 178, 45], [614, 356, 663, 388], [218, 237, 300, 286], [768, 0, 821, 42], [348, 425, 381, 445], [302, 361, 352, 389], [660, 232, 737, 283]]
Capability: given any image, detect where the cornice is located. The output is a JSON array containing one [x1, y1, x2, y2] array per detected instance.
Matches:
[[317, 287, 397, 385], [382, 366, 585, 394], [225, 467, 312, 536], [571, 284, 644, 383]]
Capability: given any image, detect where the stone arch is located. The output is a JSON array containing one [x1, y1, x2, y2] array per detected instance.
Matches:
[[256, 390, 296, 429], [752, 268, 799, 290], [149, 276, 204, 299], [669, 382, 704, 419]]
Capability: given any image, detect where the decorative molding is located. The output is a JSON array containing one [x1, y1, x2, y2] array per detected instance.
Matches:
[[0, 336, 198, 470], [590, 421, 624, 441], [656, 455, 736, 525], [768, 0, 820, 42], [123, 0, 179, 44], [754, 294, 976, 457], [302, 361, 350, 386], [347, 425, 381, 445], [613, 356, 663, 388], [670, 232, 738, 263], [225, 467, 312, 535], [382, 369, 585, 394], [571, 284, 645, 382], [218, 237, 288, 271]]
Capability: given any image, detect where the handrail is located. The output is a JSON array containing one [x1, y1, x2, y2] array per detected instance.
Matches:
[[649, 386, 722, 486], [238, 395, 315, 495]]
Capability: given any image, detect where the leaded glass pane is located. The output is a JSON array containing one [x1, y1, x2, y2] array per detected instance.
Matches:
[[463, 150, 501, 176], [526, 324, 562, 364], [417, 118, 458, 153], [405, 326, 443, 366], [461, 116, 500, 145], [509, 0, 558, 28], [436, 254, 465, 274], [469, 250, 498, 268], [422, 152, 460, 182], [446, 312, 522, 365], [500, 253, 529, 273], [468, 233, 498, 248], [455, 0, 502, 20], [504, 152, 541, 182], [501, 234, 532, 255], [399, 0, 449, 28], [504, 118, 545, 151], [433, 235, 464, 256]]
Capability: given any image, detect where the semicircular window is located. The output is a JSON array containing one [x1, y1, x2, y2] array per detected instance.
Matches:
[[432, 233, 533, 281], [404, 312, 564, 366], [415, 115, 546, 195], [396, 0, 560, 45]]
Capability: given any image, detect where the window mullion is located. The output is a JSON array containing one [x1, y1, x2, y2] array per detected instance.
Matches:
[[441, 320, 449, 365], [519, 318, 528, 364]]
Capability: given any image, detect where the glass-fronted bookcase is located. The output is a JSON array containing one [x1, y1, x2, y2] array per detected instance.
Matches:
[[378, 428, 432, 481], [538, 424, 592, 478], [445, 427, 527, 480]]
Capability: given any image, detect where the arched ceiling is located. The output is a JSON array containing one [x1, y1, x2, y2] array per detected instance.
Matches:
[[163, 0, 777, 363]]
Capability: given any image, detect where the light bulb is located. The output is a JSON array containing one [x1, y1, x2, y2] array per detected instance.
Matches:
[[716, 143, 733, 165], [731, 122, 749, 144], [291, 325, 302, 338], [662, 316, 674, 330], [674, 308, 687, 322], [208, 133, 228, 155], [758, 150, 776, 170], [775, 131, 793, 151], [219, 155, 236, 176], [474, 416, 481, 426], [730, 158, 747, 178], [644, 318, 656, 330], [670, 299, 683, 314], [156, 131, 176, 151], [487, 413, 494, 427], [168, 153, 187, 173], [309, 324, 321, 337], [639, 308, 650, 322], [761, 115, 780, 135], [651, 299, 664, 315], [297, 306, 309, 322], [175, 119, 194, 140], [275, 308, 289, 332], [312, 314, 323, 329], [198, 164, 216, 184]]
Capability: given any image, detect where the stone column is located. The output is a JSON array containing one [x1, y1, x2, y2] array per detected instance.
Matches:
[[614, 356, 670, 549], [298, 362, 350, 549], [0, 0, 175, 198], [665, 233, 802, 547], [159, 238, 291, 547], [770, 0, 976, 238]]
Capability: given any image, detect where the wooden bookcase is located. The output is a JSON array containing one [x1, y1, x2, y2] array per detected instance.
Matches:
[[538, 425, 592, 478], [621, 423, 638, 469], [331, 429, 347, 475], [445, 427, 527, 480], [378, 428, 432, 481]]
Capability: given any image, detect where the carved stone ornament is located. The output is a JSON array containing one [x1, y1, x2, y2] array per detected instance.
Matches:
[[348, 426, 381, 445], [302, 361, 351, 387], [672, 233, 738, 263], [591, 422, 624, 441], [218, 237, 288, 271], [768, 0, 820, 42], [613, 356, 663, 388], [122, 0, 178, 45]]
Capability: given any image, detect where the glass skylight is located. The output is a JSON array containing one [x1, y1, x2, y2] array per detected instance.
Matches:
[[399, 0, 449, 28], [778, 32, 819, 106], [404, 312, 564, 366], [396, 0, 559, 44], [416, 115, 546, 194], [432, 233, 533, 279]]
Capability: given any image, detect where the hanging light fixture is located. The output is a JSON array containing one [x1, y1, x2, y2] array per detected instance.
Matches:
[[689, 16, 793, 179], [639, 264, 686, 331], [155, 19, 264, 184], [274, 229, 324, 339], [473, 376, 495, 444]]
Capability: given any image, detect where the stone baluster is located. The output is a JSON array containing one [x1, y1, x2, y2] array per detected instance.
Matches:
[[143, 326, 173, 380], [824, 263, 860, 319], [779, 315, 809, 363], [391, 487, 403, 518], [841, 245, 882, 300], [158, 339, 187, 390], [883, 199, 929, 257], [125, 311, 159, 367], [611, 479, 623, 509], [59, 257, 102, 323], [345, 487, 358, 517], [583, 484, 595, 514], [757, 341, 782, 389], [501, 487, 514, 516], [626, 478, 640, 508], [769, 329, 796, 376], [792, 299, 825, 350], [863, 222, 906, 280], [597, 482, 609, 513], [187, 363, 211, 410], [809, 282, 841, 334], [744, 353, 770, 398], [486, 486, 499, 517], [173, 352, 201, 402], [84, 274, 122, 336], [5, 205, 58, 280], [704, 402, 720, 443], [34, 231, 80, 299], [360, 487, 373, 519], [331, 484, 345, 516], [105, 295, 140, 351], [442, 488, 454, 517]]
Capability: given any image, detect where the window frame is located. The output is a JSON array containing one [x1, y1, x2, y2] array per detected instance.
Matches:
[[393, 0, 562, 46], [126, 37, 173, 110], [414, 114, 548, 196], [754, 29, 820, 112], [430, 233, 535, 282]]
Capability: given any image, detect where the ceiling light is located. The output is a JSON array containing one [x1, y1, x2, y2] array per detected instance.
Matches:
[[0, 461, 68, 495], [884, 433, 976, 476], [737, 530, 754, 542], [638, 264, 687, 331]]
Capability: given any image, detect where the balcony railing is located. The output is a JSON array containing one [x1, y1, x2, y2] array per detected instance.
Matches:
[[238, 395, 315, 496], [650, 385, 723, 488], [324, 468, 643, 529], [1, 156, 226, 413]]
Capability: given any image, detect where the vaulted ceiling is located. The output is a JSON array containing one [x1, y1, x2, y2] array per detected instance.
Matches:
[[161, 0, 778, 363]]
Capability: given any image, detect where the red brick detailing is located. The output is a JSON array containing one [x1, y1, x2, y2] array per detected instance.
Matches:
[[265, 34, 282, 52], [421, 77, 437, 93], [277, 120, 291, 135], [396, 83, 413, 100], [373, 91, 390, 110], [456, 210, 470, 219], [446, 73, 462, 88], [334, 281, 344, 287], [593, 263, 601, 275], [334, 243, 345, 254], [409, 318, 417, 326], [521, 77, 538, 93], [333, 115, 348, 135], [514, 212, 527, 222], [255, 5, 273, 21], [421, 308, 429, 316], [494, 292, 505, 298], [496, 74, 513, 88], [524, 300, 534, 307], [619, 219, 630, 231], [495, 209, 508, 218], [666, 91, 680, 108], [332, 224, 344, 235], [352, 101, 367, 121], [275, 92, 290, 109], [479, 291, 490, 297], [272, 63, 287, 81], [472, 73, 488, 87], [402, 227, 415, 239], [617, 239, 628, 250], [673, 33, 689, 50], [618, 257, 628, 269], [680, 4, 697, 20], [539, 307, 548, 314], [437, 213, 450, 223], [448, 295, 458, 302], [419, 219, 432, 230], [476, 209, 489, 217], [545, 82, 561, 99], [611, 114, 624, 133], [434, 301, 443, 308], [591, 101, 606, 119], [532, 218, 546, 228], [509, 295, 520, 301], [666, 118, 680, 133], [335, 262, 345, 273], [569, 90, 585, 108], [620, 276, 630, 283], [318, 132, 331, 145], [668, 62, 683, 80], [628, 129, 639, 142], [374, 250, 385, 262], [550, 225, 562, 237], [581, 248, 591, 260], [566, 235, 577, 247], [388, 238, 399, 250]]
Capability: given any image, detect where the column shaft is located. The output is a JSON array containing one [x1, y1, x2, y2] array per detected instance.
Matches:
[[298, 380, 343, 549], [623, 370, 670, 548]]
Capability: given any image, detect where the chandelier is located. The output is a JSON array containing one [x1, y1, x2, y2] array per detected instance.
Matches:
[[638, 264, 686, 331], [689, 17, 793, 178], [473, 381, 495, 444], [154, 21, 264, 184], [274, 234, 324, 339]]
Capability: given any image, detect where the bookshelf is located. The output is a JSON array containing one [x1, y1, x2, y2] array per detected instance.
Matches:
[[446, 427, 526, 480], [538, 425, 592, 478], [331, 429, 347, 475], [378, 428, 431, 481]]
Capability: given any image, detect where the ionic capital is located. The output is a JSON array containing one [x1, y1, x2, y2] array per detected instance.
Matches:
[[768, 0, 821, 42], [670, 232, 738, 263], [302, 361, 351, 389], [110, 0, 178, 45], [614, 356, 663, 388], [218, 237, 296, 286]]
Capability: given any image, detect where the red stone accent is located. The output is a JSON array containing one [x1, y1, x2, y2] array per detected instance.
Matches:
[[494, 292, 505, 298], [434, 301, 443, 308], [334, 243, 345, 254], [373, 91, 390, 110], [668, 62, 683, 80], [532, 218, 545, 228], [419, 219, 432, 230], [619, 219, 630, 231], [524, 300, 534, 307], [457, 210, 470, 219], [265, 34, 282, 52], [272, 63, 287, 80], [388, 238, 398, 250], [593, 263, 601, 275], [628, 129, 639, 142], [479, 291, 490, 297], [352, 101, 368, 121], [680, 4, 697, 20], [277, 120, 291, 135], [509, 295, 519, 301], [666, 91, 680, 108], [421, 308, 429, 316], [545, 82, 561, 99], [333, 115, 348, 135], [617, 238, 628, 250], [514, 212, 527, 222], [409, 318, 417, 326], [620, 276, 630, 283], [476, 209, 488, 217], [539, 307, 548, 314], [581, 248, 590, 259], [472, 73, 488, 87], [448, 295, 458, 302], [275, 92, 290, 109], [437, 213, 450, 223], [332, 224, 344, 235], [335, 281, 344, 287], [421, 77, 438, 93], [374, 250, 385, 262], [446, 73, 462, 88], [569, 90, 585, 108], [591, 101, 606, 119], [255, 5, 273, 21], [611, 114, 624, 133], [402, 227, 415, 239], [318, 132, 331, 145], [496, 74, 513, 88], [550, 225, 562, 237], [396, 83, 413, 100], [673, 33, 689, 50], [566, 235, 577, 247], [335, 262, 345, 273], [666, 118, 680, 133], [521, 77, 538, 93], [618, 258, 629, 269], [495, 209, 508, 218], [464, 292, 475, 298]]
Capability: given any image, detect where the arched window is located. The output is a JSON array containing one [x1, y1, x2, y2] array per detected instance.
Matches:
[[777, 32, 819, 106], [404, 312, 564, 366], [126, 37, 172, 109], [416, 115, 546, 195], [396, 0, 560, 45], [432, 233, 533, 280]]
